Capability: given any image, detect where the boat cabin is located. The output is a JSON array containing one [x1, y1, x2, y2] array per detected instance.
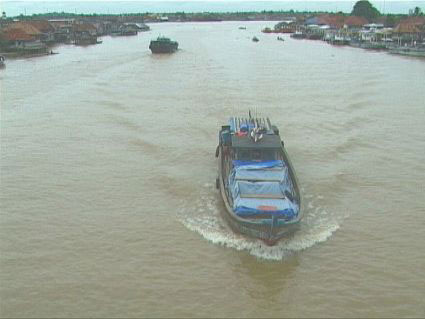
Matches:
[[235, 147, 279, 162], [219, 116, 284, 161]]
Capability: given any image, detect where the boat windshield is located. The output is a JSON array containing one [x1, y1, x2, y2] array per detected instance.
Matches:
[[236, 149, 278, 162]]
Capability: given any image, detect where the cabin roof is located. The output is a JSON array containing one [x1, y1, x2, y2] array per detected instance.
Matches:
[[231, 134, 282, 149]]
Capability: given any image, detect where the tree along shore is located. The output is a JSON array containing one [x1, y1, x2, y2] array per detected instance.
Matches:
[[5, 10, 416, 26]]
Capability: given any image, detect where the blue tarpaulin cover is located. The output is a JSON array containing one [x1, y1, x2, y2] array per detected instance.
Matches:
[[229, 160, 298, 218]]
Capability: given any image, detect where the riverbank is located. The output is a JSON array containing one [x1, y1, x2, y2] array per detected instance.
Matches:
[[0, 51, 56, 59], [3, 8, 419, 24]]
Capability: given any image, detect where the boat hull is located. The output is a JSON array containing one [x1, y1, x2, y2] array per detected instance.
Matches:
[[389, 48, 425, 57], [149, 42, 178, 54], [217, 145, 302, 245]]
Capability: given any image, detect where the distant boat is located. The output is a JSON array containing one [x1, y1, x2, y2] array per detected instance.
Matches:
[[388, 45, 425, 57], [290, 31, 306, 39], [216, 114, 302, 246], [252, 36, 259, 42], [239, 26, 246, 30], [149, 36, 179, 54], [350, 41, 387, 50], [306, 33, 323, 40], [0, 55, 5, 68], [277, 36, 285, 42], [111, 30, 122, 36], [111, 25, 138, 36]]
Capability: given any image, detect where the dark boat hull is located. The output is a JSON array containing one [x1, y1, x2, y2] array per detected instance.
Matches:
[[217, 145, 302, 245], [149, 42, 178, 54]]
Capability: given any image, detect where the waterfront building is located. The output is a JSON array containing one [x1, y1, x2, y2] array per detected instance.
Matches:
[[48, 19, 75, 43], [24, 20, 55, 43], [0, 22, 48, 53], [393, 17, 425, 45], [72, 23, 98, 45]]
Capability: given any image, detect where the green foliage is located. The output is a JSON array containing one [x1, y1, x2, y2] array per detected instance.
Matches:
[[351, 0, 380, 21], [413, 7, 423, 16]]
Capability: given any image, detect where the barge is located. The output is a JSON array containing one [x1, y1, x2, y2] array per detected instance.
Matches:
[[215, 114, 302, 245], [149, 36, 178, 54]]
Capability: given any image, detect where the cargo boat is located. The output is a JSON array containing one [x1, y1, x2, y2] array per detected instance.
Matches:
[[215, 114, 302, 245], [149, 36, 178, 54]]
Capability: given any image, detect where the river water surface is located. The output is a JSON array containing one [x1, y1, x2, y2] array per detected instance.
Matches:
[[1, 22, 425, 318]]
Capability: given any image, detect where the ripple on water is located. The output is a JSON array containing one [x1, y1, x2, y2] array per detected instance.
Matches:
[[179, 184, 341, 261]]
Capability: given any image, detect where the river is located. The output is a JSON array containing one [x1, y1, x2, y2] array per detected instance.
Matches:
[[1, 21, 424, 318]]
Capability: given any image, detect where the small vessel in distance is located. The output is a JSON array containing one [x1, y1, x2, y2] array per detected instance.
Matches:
[[388, 44, 425, 57], [216, 113, 302, 245], [149, 36, 178, 53], [252, 36, 259, 42], [0, 55, 5, 68]]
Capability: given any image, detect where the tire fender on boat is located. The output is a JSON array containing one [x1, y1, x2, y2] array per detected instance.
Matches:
[[215, 145, 220, 157]]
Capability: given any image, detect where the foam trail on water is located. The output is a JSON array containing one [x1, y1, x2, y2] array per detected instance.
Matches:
[[180, 184, 340, 260]]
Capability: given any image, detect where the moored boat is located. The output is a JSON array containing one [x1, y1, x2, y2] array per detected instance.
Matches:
[[215, 114, 302, 245], [290, 31, 306, 39], [388, 45, 425, 57], [149, 36, 178, 54]]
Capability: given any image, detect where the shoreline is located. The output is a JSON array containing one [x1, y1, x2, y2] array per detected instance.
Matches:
[[0, 51, 55, 59], [6, 10, 416, 23]]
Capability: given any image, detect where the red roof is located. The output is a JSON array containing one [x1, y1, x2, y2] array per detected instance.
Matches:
[[26, 20, 55, 33], [317, 14, 345, 28], [4, 22, 42, 36], [402, 16, 425, 25], [344, 16, 368, 27], [393, 17, 425, 33], [1, 28, 35, 41], [393, 22, 421, 34]]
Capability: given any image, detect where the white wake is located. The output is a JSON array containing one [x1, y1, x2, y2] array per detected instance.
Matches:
[[180, 183, 340, 261]]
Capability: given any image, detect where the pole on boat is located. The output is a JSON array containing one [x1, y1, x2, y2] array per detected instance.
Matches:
[[267, 118, 272, 131]]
